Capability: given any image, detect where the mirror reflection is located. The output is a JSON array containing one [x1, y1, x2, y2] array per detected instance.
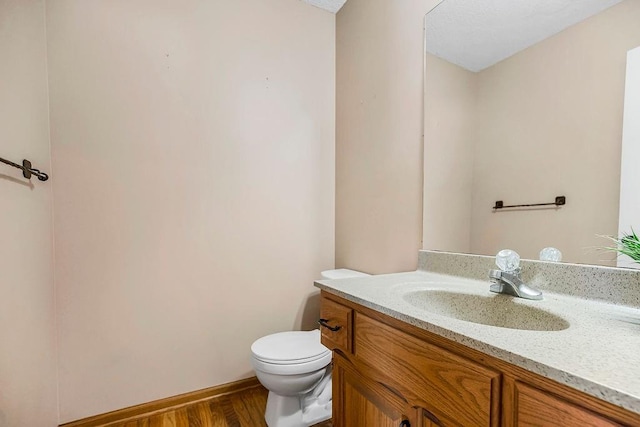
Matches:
[[423, 0, 640, 266]]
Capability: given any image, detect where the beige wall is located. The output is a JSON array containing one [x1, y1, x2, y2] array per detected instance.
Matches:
[[470, 1, 640, 264], [0, 1, 58, 426], [423, 53, 475, 253], [47, 0, 335, 422], [336, 0, 443, 274]]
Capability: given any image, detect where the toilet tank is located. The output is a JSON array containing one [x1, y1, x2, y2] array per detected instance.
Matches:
[[320, 268, 369, 279]]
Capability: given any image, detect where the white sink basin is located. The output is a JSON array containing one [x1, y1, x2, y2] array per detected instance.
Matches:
[[403, 290, 570, 331]]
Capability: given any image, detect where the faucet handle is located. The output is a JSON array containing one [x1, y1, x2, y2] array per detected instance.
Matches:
[[496, 249, 520, 272], [540, 247, 562, 262]]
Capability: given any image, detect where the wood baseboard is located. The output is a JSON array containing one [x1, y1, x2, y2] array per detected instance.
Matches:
[[59, 377, 262, 427]]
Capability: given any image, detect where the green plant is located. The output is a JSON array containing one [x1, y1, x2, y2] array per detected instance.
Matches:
[[601, 229, 640, 262]]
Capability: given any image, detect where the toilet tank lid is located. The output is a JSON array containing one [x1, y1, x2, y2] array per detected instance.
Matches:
[[320, 268, 370, 279]]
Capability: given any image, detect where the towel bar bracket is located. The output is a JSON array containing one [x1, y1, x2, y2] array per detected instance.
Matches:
[[0, 156, 49, 182]]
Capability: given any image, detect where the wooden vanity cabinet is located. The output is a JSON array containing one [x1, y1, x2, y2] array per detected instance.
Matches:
[[320, 291, 640, 427]]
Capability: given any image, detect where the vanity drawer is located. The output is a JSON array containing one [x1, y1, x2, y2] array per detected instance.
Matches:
[[319, 295, 353, 353], [355, 313, 501, 426], [512, 382, 622, 427]]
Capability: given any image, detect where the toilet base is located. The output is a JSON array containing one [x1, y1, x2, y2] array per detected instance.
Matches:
[[264, 392, 332, 427], [302, 398, 332, 426]]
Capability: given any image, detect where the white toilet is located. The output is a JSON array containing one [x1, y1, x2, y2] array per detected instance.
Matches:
[[251, 268, 369, 427]]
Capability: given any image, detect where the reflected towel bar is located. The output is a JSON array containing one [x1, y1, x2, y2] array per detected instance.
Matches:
[[493, 196, 565, 210], [0, 156, 49, 181]]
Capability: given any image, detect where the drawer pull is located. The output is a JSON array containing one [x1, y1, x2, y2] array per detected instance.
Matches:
[[399, 421, 411, 427], [318, 318, 342, 332]]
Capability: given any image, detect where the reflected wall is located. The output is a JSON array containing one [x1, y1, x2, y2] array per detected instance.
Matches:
[[424, 0, 640, 265]]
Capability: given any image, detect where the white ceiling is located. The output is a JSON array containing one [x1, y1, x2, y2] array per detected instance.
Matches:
[[425, 0, 624, 72], [302, 0, 347, 13]]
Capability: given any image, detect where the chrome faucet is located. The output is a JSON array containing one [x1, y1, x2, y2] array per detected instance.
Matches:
[[489, 250, 542, 300], [489, 268, 542, 300]]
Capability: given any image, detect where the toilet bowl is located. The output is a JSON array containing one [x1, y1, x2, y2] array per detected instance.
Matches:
[[251, 268, 369, 427]]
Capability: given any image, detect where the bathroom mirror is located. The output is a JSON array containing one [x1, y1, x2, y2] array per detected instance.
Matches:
[[423, 0, 640, 266]]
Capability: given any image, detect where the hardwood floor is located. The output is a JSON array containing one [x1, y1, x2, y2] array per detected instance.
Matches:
[[105, 385, 332, 427]]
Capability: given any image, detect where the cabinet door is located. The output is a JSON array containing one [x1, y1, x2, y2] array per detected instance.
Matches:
[[355, 313, 501, 426], [333, 352, 417, 427], [511, 381, 622, 427]]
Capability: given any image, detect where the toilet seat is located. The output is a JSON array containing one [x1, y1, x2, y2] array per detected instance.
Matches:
[[251, 330, 331, 375], [252, 352, 332, 375]]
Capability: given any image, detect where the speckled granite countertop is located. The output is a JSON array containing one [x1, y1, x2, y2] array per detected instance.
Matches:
[[315, 268, 640, 414]]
